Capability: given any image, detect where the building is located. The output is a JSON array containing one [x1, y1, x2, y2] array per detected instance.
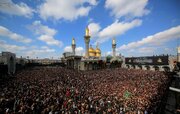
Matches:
[[88, 44, 101, 58], [64, 27, 105, 70], [62, 38, 82, 70], [63, 26, 124, 70], [178, 47, 180, 62], [79, 27, 105, 70], [65, 56, 82, 70], [124, 55, 176, 72], [63, 52, 74, 58], [0, 52, 16, 75]]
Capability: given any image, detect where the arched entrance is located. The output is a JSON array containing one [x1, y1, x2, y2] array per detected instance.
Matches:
[[111, 60, 119, 68], [163, 66, 170, 72], [93, 62, 98, 70], [132, 65, 136, 69], [98, 60, 104, 69], [138, 65, 142, 69], [154, 66, 159, 71], [145, 65, 150, 70]]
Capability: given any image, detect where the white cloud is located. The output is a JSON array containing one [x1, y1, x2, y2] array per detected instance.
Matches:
[[164, 47, 173, 52], [76, 47, 84, 56], [137, 47, 155, 54], [24, 47, 58, 59], [88, 22, 101, 37], [0, 26, 32, 43], [64, 46, 72, 52], [99, 19, 142, 38], [25, 47, 55, 56], [31, 21, 57, 36], [88, 0, 98, 6], [105, 0, 149, 19], [64, 46, 84, 55], [0, 0, 34, 17], [38, 0, 97, 21], [118, 25, 180, 51], [0, 40, 59, 59], [106, 51, 112, 56], [29, 21, 63, 47], [120, 48, 150, 57], [87, 18, 94, 23], [0, 40, 27, 52], [88, 19, 142, 43], [38, 35, 62, 46], [41, 46, 50, 49], [21, 46, 57, 59]]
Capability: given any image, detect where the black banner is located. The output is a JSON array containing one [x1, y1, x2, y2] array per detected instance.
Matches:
[[125, 55, 169, 65]]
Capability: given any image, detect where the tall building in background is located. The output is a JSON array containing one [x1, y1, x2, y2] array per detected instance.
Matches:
[[112, 38, 116, 58], [72, 38, 76, 55], [84, 27, 90, 58], [95, 43, 101, 58]]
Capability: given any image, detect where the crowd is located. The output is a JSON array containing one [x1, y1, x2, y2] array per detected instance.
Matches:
[[0, 67, 169, 114]]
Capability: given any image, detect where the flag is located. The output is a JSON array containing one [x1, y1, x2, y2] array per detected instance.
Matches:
[[123, 90, 131, 99]]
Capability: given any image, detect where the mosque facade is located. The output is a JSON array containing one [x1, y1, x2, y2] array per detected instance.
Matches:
[[63, 26, 177, 72], [64, 27, 121, 70]]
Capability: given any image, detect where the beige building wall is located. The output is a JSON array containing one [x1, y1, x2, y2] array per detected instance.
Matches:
[[178, 47, 180, 62]]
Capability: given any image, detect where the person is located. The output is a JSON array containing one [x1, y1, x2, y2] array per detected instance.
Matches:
[[0, 67, 169, 113], [144, 110, 148, 114]]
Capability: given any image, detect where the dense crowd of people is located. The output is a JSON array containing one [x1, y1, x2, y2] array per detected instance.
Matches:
[[0, 67, 169, 114]]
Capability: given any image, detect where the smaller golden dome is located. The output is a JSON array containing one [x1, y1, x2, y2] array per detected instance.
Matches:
[[95, 48, 101, 53]]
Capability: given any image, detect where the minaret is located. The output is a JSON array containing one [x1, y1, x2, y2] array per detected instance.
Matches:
[[96, 42, 99, 49], [96, 42, 101, 58], [72, 38, 76, 55], [84, 27, 91, 58], [112, 38, 116, 58]]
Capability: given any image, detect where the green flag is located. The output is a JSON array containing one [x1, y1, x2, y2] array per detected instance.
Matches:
[[123, 90, 131, 99]]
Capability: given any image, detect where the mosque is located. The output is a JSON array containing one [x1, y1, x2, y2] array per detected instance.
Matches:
[[88, 44, 101, 58], [83, 26, 102, 59], [64, 27, 120, 70], [0, 26, 178, 75], [63, 26, 177, 72]]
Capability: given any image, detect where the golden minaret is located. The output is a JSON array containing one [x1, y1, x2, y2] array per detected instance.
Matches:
[[85, 27, 90, 36], [84, 26, 91, 58]]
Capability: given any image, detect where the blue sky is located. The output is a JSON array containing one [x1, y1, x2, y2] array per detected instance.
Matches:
[[0, 0, 180, 59]]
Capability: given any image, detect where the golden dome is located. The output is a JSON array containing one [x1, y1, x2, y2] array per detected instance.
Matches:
[[95, 48, 101, 53], [89, 45, 96, 57], [95, 48, 101, 57], [89, 47, 95, 53]]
